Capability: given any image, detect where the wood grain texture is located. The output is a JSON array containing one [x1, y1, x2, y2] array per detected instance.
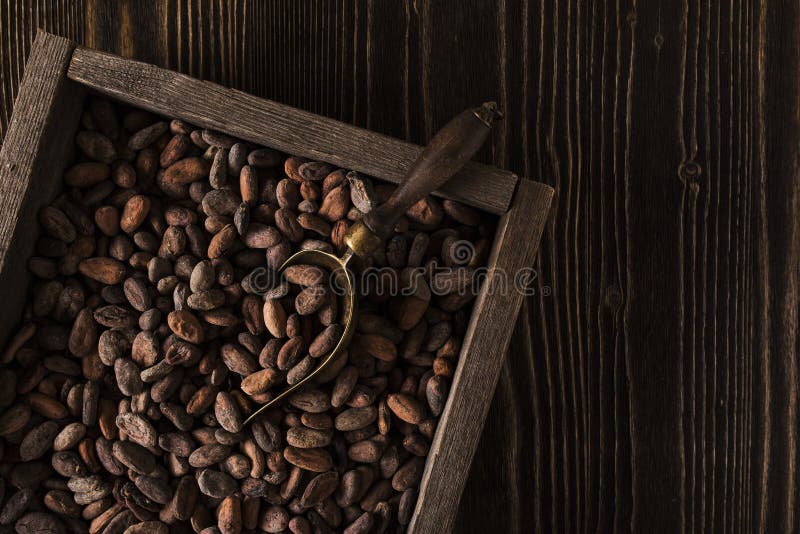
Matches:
[[1, 2, 799, 533], [0, 31, 84, 353]]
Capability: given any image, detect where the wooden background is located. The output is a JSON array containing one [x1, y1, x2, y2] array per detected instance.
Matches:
[[1, 1, 798, 533]]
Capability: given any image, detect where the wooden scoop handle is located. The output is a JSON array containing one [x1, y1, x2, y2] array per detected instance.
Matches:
[[361, 102, 502, 240]]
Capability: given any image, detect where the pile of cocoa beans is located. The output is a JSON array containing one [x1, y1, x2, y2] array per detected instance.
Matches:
[[0, 96, 494, 534]]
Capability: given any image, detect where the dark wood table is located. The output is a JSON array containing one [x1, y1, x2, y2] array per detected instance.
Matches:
[[2, 2, 797, 532]]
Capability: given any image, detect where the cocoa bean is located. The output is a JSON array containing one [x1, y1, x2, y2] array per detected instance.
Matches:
[[128, 121, 169, 150], [163, 157, 210, 184], [286, 427, 333, 449], [78, 257, 126, 284], [283, 446, 333, 472], [112, 441, 156, 475], [20, 421, 59, 461], [196, 469, 237, 499], [65, 162, 110, 187]]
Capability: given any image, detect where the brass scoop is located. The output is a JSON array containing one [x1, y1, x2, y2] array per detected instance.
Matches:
[[243, 102, 502, 426]]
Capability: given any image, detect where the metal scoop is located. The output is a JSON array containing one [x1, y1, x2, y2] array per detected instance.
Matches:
[[243, 102, 502, 426]]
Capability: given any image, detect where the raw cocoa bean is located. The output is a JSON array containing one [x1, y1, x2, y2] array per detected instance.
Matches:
[[125, 521, 169, 534], [242, 224, 281, 248], [163, 157, 210, 184], [53, 422, 87, 451], [300, 471, 339, 508], [39, 206, 77, 243], [78, 257, 126, 284], [197, 469, 237, 499], [19, 421, 59, 461], [167, 310, 205, 343], [209, 148, 229, 189], [335, 407, 378, 432], [262, 298, 287, 338], [120, 195, 151, 233], [77, 130, 118, 163], [274, 208, 304, 242], [128, 121, 169, 150], [214, 392, 243, 433], [392, 456, 425, 491], [347, 172, 376, 213], [220, 343, 258, 376], [160, 134, 191, 167], [112, 441, 156, 475], [240, 368, 280, 396], [295, 285, 328, 315], [189, 444, 231, 468], [283, 446, 332, 473], [14, 512, 66, 534], [68, 307, 97, 357], [286, 427, 333, 449], [65, 162, 110, 187], [116, 412, 157, 448]]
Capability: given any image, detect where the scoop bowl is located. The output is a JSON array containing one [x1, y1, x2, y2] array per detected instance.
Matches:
[[242, 249, 357, 426]]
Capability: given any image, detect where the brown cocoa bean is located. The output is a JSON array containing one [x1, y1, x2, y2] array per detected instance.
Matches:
[[112, 440, 156, 475], [240, 368, 280, 396], [242, 224, 281, 248], [391, 456, 425, 491], [217, 494, 242, 534], [163, 157, 210, 184], [286, 427, 332, 449], [295, 285, 328, 315], [65, 162, 110, 187], [318, 184, 350, 222], [189, 444, 231, 468], [39, 206, 77, 243], [335, 407, 378, 432], [167, 310, 205, 343], [68, 307, 97, 357], [115, 412, 157, 447], [262, 298, 287, 338], [19, 421, 59, 461], [51, 451, 88, 477], [208, 224, 237, 258], [124, 521, 169, 534], [128, 121, 169, 150], [120, 195, 151, 233], [273, 208, 302, 243], [14, 512, 66, 534], [220, 343, 258, 376], [283, 446, 332, 473], [79, 257, 126, 284], [77, 130, 117, 163], [214, 392, 243, 433], [197, 469, 237, 499]]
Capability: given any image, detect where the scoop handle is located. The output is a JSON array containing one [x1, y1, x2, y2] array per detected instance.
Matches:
[[362, 102, 502, 240]]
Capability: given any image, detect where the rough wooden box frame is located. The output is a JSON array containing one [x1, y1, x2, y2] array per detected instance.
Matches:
[[0, 32, 553, 533]]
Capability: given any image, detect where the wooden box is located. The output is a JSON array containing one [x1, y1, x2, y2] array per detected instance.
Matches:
[[0, 32, 553, 533]]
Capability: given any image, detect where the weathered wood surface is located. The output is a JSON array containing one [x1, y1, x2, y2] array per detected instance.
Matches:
[[0, 32, 84, 353], [68, 47, 518, 215], [1, 2, 799, 533]]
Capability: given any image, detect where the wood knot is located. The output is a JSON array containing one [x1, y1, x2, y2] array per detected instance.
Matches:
[[604, 286, 622, 309], [677, 160, 702, 183], [654, 33, 664, 50]]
